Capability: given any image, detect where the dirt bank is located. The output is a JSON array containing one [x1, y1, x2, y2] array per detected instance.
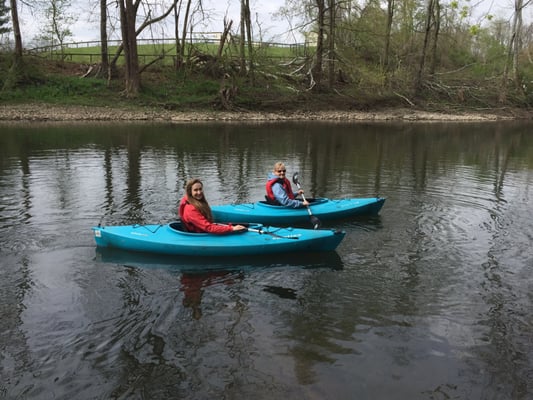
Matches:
[[0, 103, 525, 122]]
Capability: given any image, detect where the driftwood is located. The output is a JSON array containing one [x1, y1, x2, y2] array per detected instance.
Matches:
[[217, 74, 238, 110], [394, 91, 415, 106]]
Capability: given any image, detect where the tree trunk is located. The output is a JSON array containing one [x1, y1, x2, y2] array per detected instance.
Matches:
[[180, 0, 192, 69], [414, 0, 434, 96], [499, 0, 524, 102], [174, 0, 182, 69], [99, 0, 109, 80], [244, 0, 254, 85], [9, 0, 22, 60], [428, 0, 440, 77], [119, 0, 140, 97], [327, 0, 335, 88], [383, 0, 394, 78], [512, 0, 524, 88], [312, 0, 325, 89], [239, 0, 246, 73], [3, 0, 24, 91], [217, 18, 232, 59]]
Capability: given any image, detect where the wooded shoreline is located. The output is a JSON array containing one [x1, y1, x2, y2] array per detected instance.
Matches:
[[0, 104, 528, 122]]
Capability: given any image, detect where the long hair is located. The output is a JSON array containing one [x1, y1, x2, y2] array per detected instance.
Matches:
[[185, 178, 213, 222]]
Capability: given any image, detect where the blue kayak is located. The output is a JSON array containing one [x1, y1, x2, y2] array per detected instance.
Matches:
[[211, 197, 385, 225], [92, 222, 345, 256]]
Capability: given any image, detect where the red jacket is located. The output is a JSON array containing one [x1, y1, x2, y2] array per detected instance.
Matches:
[[179, 196, 233, 234]]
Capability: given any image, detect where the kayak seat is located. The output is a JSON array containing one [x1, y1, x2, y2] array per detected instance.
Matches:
[[169, 221, 188, 232], [263, 196, 280, 205], [261, 196, 316, 206]]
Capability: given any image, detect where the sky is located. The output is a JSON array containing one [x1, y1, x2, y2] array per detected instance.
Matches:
[[15, 0, 529, 48], [17, 0, 295, 46]]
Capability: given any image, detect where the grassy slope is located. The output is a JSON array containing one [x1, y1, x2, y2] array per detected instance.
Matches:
[[0, 53, 531, 117]]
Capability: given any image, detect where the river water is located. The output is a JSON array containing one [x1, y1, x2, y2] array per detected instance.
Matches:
[[1, 121, 532, 399]]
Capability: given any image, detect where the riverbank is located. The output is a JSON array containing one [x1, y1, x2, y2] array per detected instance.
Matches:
[[0, 103, 528, 122]]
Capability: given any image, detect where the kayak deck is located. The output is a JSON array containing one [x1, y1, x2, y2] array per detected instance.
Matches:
[[92, 222, 345, 256], [211, 197, 385, 224]]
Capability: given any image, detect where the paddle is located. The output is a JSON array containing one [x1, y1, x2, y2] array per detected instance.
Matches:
[[246, 226, 299, 239], [221, 223, 299, 240], [292, 172, 321, 229]]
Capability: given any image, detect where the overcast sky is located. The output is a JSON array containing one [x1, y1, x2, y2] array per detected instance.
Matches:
[[18, 0, 295, 46], [17, 0, 528, 47]]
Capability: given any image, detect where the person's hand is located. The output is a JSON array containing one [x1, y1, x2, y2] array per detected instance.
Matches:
[[232, 224, 247, 231], [302, 200, 310, 207], [298, 189, 304, 195]]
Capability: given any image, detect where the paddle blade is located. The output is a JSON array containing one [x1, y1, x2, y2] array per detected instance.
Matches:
[[292, 172, 300, 185], [311, 215, 321, 229]]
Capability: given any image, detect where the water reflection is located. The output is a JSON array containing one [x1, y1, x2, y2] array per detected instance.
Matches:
[[94, 247, 345, 272], [1, 120, 533, 399], [181, 271, 245, 320]]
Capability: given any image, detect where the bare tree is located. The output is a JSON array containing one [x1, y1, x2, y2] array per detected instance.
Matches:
[[312, 0, 325, 88], [239, 0, 254, 83], [99, 0, 109, 79], [414, 0, 437, 95], [428, 0, 440, 77], [173, 0, 182, 69], [9, 0, 22, 59], [178, 0, 192, 69], [239, 0, 246, 72], [383, 0, 394, 78], [499, 0, 528, 102], [2, 0, 23, 91], [116, 0, 178, 97], [326, 0, 335, 88], [118, 0, 140, 97]]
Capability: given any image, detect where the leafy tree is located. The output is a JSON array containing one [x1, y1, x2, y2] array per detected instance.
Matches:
[[36, 0, 76, 59]]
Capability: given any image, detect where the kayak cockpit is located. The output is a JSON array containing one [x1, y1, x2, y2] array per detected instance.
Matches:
[[168, 221, 187, 232], [257, 197, 328, 208]]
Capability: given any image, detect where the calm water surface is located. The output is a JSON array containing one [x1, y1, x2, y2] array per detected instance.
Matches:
[[1, 121, 532, 399]]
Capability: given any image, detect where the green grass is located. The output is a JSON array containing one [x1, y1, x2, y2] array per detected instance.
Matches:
[[34, 42, 313, 66]]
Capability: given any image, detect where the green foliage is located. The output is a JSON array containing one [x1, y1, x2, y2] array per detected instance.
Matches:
[[139, 68, 222, 107], [0, 54, 48, 91], [469, 25, 480, 35], [1, 74, 110, 104], [336, 2, 387, 66]]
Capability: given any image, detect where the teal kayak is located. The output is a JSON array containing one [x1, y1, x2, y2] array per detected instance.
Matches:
[[211, 197, 385, 225], [92, 222, 345, 256]]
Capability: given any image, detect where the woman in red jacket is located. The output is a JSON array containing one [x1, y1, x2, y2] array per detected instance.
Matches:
[[179, 178, 246, 233]]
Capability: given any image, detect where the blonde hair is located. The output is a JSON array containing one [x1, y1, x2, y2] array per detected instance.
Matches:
[[273, 162, 285, 172], [184, 178, 213, 221]]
